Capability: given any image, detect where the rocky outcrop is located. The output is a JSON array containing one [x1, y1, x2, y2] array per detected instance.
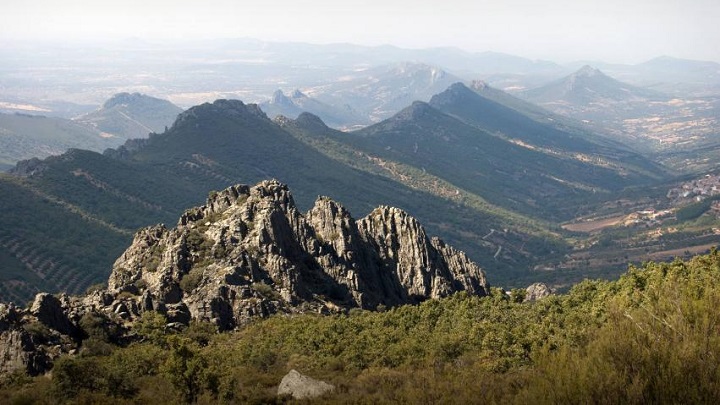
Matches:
[[30, 294, 79, 338], [277, 369, 334, 399], [0, 300, 76, 376], [9, 157, 47, 177], [0, 180, 489, 375], [107, 180, 488, 329]]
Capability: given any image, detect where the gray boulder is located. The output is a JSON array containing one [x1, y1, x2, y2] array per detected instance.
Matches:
[[277, 369, 334, 399], [524, 282, 552, 302]]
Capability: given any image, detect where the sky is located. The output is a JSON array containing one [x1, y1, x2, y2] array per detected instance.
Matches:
[[1, 0, 719, 64]]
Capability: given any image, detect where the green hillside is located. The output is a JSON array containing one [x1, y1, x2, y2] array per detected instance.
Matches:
[[0, 113, 122, 168], [0, 176, 131, 302], [0, 86, 679, 304], [351, 101, 660, 221], [0, 99, 566, 303]]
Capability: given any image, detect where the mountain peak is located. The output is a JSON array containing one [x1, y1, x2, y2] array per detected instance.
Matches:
[[271, 89, 292, 105], [294, 112, 329, 130], [394, 101, 436, 121], [173, 99, 268, 129], [524, 63, 665, 105], [446, 82, 472, 93], [290, 89, 307, 99], [430, 82, 479, 102], [102, 92, 145, 109], [391, 62, 447, 83], [428, 82, 481, 109], [572, 65, 603, 79], [469, 80, 490, 91]]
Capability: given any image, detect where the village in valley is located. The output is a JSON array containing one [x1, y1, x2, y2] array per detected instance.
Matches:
[[622, 173, 720, 228], [667, 173, 720, 203], [564, 173, 720, 234]]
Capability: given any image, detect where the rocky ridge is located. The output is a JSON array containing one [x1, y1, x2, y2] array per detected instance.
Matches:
[[0, 180, 488, 375], [109, 180, 489, 329]]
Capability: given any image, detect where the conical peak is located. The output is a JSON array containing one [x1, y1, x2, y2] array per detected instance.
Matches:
[[394, 101, 435, 121], [431, 82, 476, 102], [294, 112, 329, 131], [573, 65, 602, 78], [290, 89, 307, 99], [103, 92, 144, 108], [271, 89, 290, 104]]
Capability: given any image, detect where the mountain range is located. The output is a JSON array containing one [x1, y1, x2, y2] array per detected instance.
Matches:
[[307, 62, 465, 123], [0, 96, 536, 303], [349, 83, 663, 218], [0, 81, 670, 304]]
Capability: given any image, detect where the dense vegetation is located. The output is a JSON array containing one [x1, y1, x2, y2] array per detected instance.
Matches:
[[4, 250, 720, 403]]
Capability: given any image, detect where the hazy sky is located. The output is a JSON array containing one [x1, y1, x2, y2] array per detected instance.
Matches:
[[2, 0, 719, 63]]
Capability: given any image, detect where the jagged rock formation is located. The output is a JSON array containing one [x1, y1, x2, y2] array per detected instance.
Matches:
[[0, 180, 488, 375], [109, 180, 488, 329], [278, 369, 335, 399]]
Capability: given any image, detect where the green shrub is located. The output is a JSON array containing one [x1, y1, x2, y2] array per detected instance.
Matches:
[[134, 311, 168, 346], [180, 268, 204, 293], [251, 282, 276, 298], [23, 321, 52, 343]]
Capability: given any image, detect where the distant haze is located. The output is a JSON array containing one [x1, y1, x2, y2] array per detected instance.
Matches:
[[1, 0, 719, 64]]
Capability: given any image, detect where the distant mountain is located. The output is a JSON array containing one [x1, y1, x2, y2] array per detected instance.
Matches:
[[636, 56, 720, 84], [430, 82, 646, 157], [203, 40, 563, 75], [0, 99, 557, 304], [259, 89, 367, 129], [309, 62, 464, 122], [560, 56, 720, 97], [0, 113, 123, 170], [261, 90, 303, 118], [525, 63, 720, 168], [350, 99, 660, 220], [0, 93, 181, 170], [74, 93, 183, 140], [524, 65, 665, 107]]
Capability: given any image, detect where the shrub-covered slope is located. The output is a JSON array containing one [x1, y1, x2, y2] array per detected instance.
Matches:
[[2, 250, 720, 403]]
